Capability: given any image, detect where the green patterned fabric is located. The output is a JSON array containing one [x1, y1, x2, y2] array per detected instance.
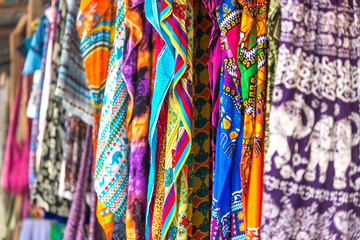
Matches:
[[264, 0, 281, 154]]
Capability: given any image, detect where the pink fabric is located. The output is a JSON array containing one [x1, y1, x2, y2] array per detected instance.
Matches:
[[2, 73, 31, 194]]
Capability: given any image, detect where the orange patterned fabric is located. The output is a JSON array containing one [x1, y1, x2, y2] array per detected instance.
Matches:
[[77, 0, 117, 238], [237, 0, 268, 238]]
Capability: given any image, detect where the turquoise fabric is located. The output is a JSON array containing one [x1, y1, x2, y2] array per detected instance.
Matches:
[[144, 0, 175, 237], [94, 0, 129, 219]]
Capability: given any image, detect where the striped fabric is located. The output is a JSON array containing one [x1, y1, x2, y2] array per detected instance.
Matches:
[[76, 0, 117, 238], [55, 0, 93, 125], [159, 0, 194, 237], [144, 0, 175, 235]]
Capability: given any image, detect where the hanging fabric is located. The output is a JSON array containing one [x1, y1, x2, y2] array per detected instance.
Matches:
[[262, 0, 360, 239], [2, 71, 31, 195], [95, 0, 129, 223], [76, 0, 118, 237], [122, 0, 155, 235], [55, 0, 93, 125], [32, 0, 72, 217], [63, 125, 95, 240]]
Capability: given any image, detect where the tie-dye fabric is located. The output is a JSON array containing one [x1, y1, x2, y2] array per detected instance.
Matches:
[[262, 1, 360, 239], [76, 0, 117, 237], [95, 0, 129, 222], [55, 0, 93, 125], [122, 0, 154, 236], [191, 0, 212, 238], [237, 1, 268, 237]]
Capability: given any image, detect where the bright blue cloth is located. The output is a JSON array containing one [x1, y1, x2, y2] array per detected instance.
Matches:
[[23, 16, 47, 75], [144, 0, 175, 237], [211, 39, 245, 239]]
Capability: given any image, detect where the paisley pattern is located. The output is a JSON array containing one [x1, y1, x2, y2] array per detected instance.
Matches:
[[262, 0, 360, 239]]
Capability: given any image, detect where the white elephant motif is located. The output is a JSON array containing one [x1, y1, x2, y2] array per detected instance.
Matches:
[[266, 94, 315, 177], [305, 112, 360, 189], [333, 112, 360, 189], [304, 115, 334, 183]]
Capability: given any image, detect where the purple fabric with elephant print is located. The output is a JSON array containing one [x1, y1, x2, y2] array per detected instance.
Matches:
[[261, 0, 360, 239]]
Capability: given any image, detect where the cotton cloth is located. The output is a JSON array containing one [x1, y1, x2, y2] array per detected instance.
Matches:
[[95, 0, 129, 222], [76, 0, 117, 237], [63, 125, 93, 240], [32, 0, 72, 217], [191, 0, 212, 237], [27, 14, 51, 197], [122, 0, 154, 236], [19, 219, 52, 240], [237, 1, 268, 237], [262, 1, 360, 239], [55, 0, 93, 125]]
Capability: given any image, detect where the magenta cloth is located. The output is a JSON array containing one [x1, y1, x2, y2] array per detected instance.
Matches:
[[2, 73, 31, 194]]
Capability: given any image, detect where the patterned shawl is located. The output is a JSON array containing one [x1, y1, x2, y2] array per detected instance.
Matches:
[[76, 0, 117, 238], [210, 0, 245, 238], [144, 0, 176, 234], [157, 0, 194, 236], [32, 0, 72, 217], [122, 0, 154, 236], [55, 0, 93, 125], [237, 1, 268, 237], [95, 0, 129, 222], [191, 0, 212, 238], [262, 1, 360, 239], [26, 14, 50, 197]]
